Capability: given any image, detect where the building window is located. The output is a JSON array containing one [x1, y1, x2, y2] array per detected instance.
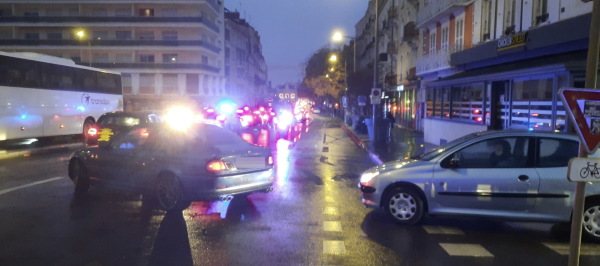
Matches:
[[47, 32, 62, 40], [122, 73, 132, 94], [450, 85, 485, 123], [139, 31, 154, 40], [534, 0, 549, 25], [46, 9, 62, 16], [139, 8, 154, 17], [92, 31, 108, 40], [115, 8, 131, 17], [139, 74, 155, 94], [504, 0, 517, 35], [162, 31, 178, 40], [25, 33, 39, 40], [511, 77, 553, 131], [455, 18, 464, 47], [24, 10, 39, 17], [201, 56, 208, 65], [186, 74, 199, 95], [482, 0, 493, 41], [92, 53, 109, 63], [161, 8, 177, 16], [0, 9, 12, 16], [225, 29, 230, 41], [162, 74, 178, 94], [162, 54, 178, 63], [91, 8, 108, 17], [442, 88, 450, 119], [429, 31, 436, 54], [116, 31, 132, 40], [116, 54, 132, 63], [441, 26, 449, 50], [68, 9, 79, 16], [140, 54, 155, 63]]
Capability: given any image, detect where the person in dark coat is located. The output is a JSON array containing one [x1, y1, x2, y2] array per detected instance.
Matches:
[[386, 111, 395, 128]]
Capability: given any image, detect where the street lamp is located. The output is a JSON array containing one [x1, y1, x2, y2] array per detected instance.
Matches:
[[76, 30, 91, 67], [329, 54, 337, 62], [331, 31, 356, 73]]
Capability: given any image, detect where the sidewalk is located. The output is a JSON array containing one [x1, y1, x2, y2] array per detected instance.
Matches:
[[340, 122, 437, 164]]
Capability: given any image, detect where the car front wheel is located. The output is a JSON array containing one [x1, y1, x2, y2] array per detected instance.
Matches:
[[155, 174, 191, 212], [583, 199, 600, 243], [384, 187, 424, 225]]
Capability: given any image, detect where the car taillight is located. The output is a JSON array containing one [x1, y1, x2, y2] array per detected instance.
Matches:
[[236, 109, 243, 114], [207, 160, 226, 172], [271, 112, 276, 116], [267, 155, 273, 165], [88, 128, 97, 136], [141, 129, 149, 137], [242, 115, 253, 122], [216, 115, 226, 121]]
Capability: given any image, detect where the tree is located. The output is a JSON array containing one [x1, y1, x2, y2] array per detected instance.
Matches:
[[305, 76, 337, 97]]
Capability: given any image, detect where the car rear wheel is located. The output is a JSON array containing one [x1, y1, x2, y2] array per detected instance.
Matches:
[[583, 199, 600, 243], [155, 174, 191, 212], [71, 160, 90, 194], [384, 187, 424, 225]]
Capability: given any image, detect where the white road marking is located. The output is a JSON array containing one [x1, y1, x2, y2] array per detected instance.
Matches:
[[439, 243, 494, 257], [422, 225, 464, 235], [323, 240, 346, 254], [323, 207, 338, 215], [323, 221, 342, 232], [0, 177, 64, 196], [543, 242, 600, 255]]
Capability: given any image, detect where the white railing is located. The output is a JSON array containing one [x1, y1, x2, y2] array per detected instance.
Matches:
[[417, 0, 471, 26], [416, 45, 465, 74]]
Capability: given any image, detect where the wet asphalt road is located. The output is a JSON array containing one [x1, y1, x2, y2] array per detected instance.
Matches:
[[1, 114, 600, 266]]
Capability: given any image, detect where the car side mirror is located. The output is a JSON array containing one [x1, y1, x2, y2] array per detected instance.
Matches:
[[448, 157, 460, 168]]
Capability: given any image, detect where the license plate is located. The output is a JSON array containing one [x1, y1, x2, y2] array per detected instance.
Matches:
[[234, 177, 253, 186], [236, 157, 265, 169]]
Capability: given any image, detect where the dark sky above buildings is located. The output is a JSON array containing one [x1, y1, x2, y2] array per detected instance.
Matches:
[[225, 0, 367, 87]]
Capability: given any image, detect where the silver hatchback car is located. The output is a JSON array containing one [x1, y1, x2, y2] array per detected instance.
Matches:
[[359, 131, 600, 242]]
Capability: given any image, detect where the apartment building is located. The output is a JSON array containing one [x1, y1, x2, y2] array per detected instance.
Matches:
[[415, 0, 594, 145], [224, 8, 268, 106], [0, 0, 225, 112]]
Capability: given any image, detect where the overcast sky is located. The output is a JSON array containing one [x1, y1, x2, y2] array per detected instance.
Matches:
[[224, 0, 367, 87]]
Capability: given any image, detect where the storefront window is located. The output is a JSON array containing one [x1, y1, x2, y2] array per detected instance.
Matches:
[[471, 85, 484, 123], [451, 87, 461, 119], [448, 84, 484, 123], [442, 88, 450, 119], [485, 83, 491, 126], [556, 74, 568, 132], [426, 89, 434, 117], [511, 77, 553, 131], [434, 88, 442, 118]]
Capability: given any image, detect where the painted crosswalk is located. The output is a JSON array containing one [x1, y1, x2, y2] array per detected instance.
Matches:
[[323, 221, 343, 232], [439, 243, 494, 257], [323, 240, 346, 254], [422, 225, 464, 235], [543, 242, 600, 255]]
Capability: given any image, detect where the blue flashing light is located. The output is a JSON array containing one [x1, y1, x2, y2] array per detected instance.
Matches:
[[20, 114, 26, 119], [528, 128, 534, 131], [217, 100, 235, 114], [77, 106, 86, 111]]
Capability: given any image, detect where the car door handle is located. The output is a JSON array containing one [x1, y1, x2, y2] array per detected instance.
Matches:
[[518, 175, 529, 182]]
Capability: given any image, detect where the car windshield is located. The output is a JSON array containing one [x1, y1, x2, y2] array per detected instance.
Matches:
[[99, 116, 141, 126], [414, 132, 480, 161]]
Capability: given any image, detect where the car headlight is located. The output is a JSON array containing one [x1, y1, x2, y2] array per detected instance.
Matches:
[[360, 171, 379, 184]]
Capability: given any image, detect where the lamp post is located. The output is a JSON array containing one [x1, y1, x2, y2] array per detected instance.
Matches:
[[77, 30, 91, 67], [332, 31, 356, 73], [372, 0, 380, 143]]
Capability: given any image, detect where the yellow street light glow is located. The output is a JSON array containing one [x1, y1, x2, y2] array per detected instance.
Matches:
[[326, 74, 329, 78], [332, 31, 343, 42], [329, 55, 337, 62], [77, 31, 84, 37], [330, 68, 334, 72]]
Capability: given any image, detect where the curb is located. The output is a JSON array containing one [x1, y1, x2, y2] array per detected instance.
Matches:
[[0, 143, 84, 160], [339, 122, 383, 165]]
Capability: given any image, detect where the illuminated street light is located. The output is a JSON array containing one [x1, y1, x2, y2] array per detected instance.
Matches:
[[330, 68, 334, 72], [332, 31, 343, 41], [77, 31, 84, 37], [326, 74, 329, 78], [329, 55, 337, 62]]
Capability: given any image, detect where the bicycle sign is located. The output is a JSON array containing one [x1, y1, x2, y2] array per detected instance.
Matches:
[[568, 158, 600, 182]]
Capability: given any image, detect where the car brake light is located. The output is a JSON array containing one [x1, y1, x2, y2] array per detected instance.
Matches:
[[253, 111, 260, 114], [267, 155, 273, 165], [207, 160, 226, 172], [216, 115, 226, 121], [207, 108, 214, 113], [260, 107, 265, 111], [88, 128, 97, 136], [236, 109, 243, 114], [244, 106, 250, 111], [141, 129, 149, 137], [271, 112, 276, 116]]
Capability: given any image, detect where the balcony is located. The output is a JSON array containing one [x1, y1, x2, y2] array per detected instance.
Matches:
[[0, 16, 220, 33], [416, 45, 465, 75], [403, 22, 419, 49], [0, 39, 221, 52], [82, 62, 220, 72], [206, 0, 220, 13], [417, 0, 471, 28]]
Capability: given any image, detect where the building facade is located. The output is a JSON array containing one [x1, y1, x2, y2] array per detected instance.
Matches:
[[224, 8, 267, 106], [415, 0, 594, 145], [0, 0, 226, 112]]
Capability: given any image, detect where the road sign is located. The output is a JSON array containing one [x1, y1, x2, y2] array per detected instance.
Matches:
[[568, 157, 600, 182], [371, 88, 381, 105], [342, 96, 348, 108], [559, 88, 600, 153], [358, 96, 366, 106]]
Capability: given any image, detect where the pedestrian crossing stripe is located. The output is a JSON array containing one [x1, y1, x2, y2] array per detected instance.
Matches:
[[543, 242, 600, 255], [422, 226, 464, 235], [439, 243, 494, 257]]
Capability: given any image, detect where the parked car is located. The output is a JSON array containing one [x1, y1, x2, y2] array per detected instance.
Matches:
[[359, 130, 600, 242], [69, 123, 275, 212]]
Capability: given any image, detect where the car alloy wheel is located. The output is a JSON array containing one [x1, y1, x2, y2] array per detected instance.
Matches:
[[583, 204, 600, 241], [389, 193, 417, 220], [155, 174, 190, 212]]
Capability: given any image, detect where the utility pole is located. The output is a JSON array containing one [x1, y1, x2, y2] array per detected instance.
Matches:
[[372, 0, 379, 141], [568, 1, 600, 266]]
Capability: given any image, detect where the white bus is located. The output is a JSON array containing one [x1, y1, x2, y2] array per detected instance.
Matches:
[[0, 51, 122, 142]]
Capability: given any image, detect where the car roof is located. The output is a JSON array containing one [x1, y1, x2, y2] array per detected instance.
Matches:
[[463, 130, 579, 141], [99, 111, 156, 118]]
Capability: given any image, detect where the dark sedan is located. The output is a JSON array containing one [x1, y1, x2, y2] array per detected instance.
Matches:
[[85, 111, 161, 145], [69, 123, 275, 212]]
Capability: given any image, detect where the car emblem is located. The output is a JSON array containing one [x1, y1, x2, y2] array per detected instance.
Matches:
[[248, 150, 251, 154]]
